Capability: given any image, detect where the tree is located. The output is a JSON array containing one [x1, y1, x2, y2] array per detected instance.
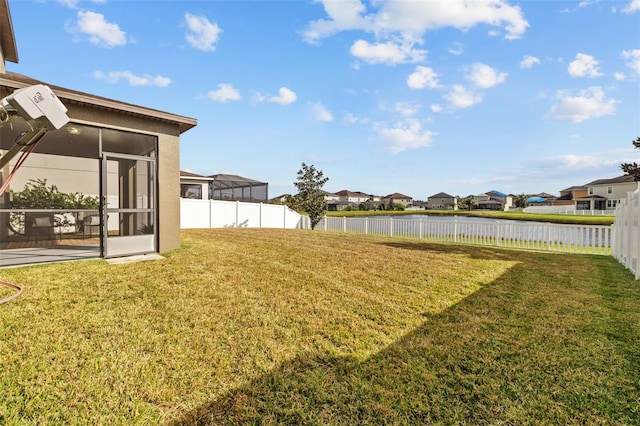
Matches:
[[620, 136, 640, 181], [293, 163, 329, 230], [459, 195, 476, 211], [514, 193, 528, 208], [11, 179, 99, 209]]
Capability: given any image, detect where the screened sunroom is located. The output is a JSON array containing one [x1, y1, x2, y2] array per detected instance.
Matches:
[[0, 73, 196, 267]]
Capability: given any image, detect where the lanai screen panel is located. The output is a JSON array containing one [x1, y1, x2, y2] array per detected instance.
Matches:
[[210, 174, 268, 202]]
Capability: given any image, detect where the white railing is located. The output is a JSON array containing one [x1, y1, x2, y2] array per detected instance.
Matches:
[[180, 199, 302, 229], [523, 206, 615, 216], [317, 216, 611, 255], [612, 189, 640, 279]]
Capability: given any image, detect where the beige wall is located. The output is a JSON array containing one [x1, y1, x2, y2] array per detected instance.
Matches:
[[157, 134, 180, 253]]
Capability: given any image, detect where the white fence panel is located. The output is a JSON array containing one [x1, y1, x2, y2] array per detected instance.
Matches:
[[523, 206, 615, 216], [180, 199, 211, 229], [317, 216, 611, 255], [210, 200, 238, 228], [180, 199, 302, 229], [613, 189, 640, 279]]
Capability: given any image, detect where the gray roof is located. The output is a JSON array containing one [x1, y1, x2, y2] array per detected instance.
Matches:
[[428, 192, 454, 199], [585, 175, 636, 186], [0, 72, 197, 134]]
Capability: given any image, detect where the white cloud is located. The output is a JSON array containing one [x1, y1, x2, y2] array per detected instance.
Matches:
[[394, 101, 419, 116], [268, 87, 297, 105], [622, 0, 640, 13], [349, 40, 426, 65], [302, 0, 371, 43], [466, 63, 507, 88], [568, 53, 603, 77], [546, 87, 619, 123], [520, 55, 540, 68], [614, 72, 627, 81], [303, 0, 529, 43], [430, 104, 443, 113], [343, 112, 361, 125], [185, 13, 222, 51], [407, 66, 441, 90], [207, 83, 241, 102], [622, 49, 640, 75], [448, 42, 464, 56], [311, 101, 334, 122], [68, 10, 126, 48], [375, 118, 435, 154], [93, 70, 170, 87], [444, 85, 482, 108]]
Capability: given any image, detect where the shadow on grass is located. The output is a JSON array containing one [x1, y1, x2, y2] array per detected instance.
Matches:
[[171, 242, 638, 425]]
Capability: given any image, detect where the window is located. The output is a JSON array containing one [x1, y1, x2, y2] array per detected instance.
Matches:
[[588, 187, 594, 195], [607, 199, 618, 209], [607, 186, 613, 194], [180, 184, 202, 199]]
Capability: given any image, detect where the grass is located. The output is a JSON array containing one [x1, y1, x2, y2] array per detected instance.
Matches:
[[0, 228, 638, 424], [327, 209, 615, 226]]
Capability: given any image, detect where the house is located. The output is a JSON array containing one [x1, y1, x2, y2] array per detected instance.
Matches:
[[525, 192, 556, 207], [325, 190, 370, 211], [179, 172, 268, 202], [427, 192, 457, 210], [180, 171, 213, 200], [0, 0, 196, 266], [476, 190, 513, 211], [552, 186, 588, 207], [577, 175, 638, 210], [382, 192, 413, 207]]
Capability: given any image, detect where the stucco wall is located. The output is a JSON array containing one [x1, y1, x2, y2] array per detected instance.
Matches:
[[157, 134, 180, 253]]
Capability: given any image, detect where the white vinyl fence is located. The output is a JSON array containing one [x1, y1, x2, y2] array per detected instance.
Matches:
[[523, 206, 615, 216], [180, 199, 302, 229], [612, 189, 640, 279], [317, 216, 612, 255]]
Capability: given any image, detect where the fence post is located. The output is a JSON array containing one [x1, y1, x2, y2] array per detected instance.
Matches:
[[636, 193, 640, 279], [419, 219, 423, 240], [235, 200, 240, 228], [389, 218, 393, 237], [343, 216, 346, 233], [365, 217, 369, 235], [495, 221, 500, 246], [454, 218, 457, 243], [209, 199, 213, 229]]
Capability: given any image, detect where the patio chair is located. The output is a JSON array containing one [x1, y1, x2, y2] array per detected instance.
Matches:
[[83, 215, 101, 238], [27, 214, 56, 241]]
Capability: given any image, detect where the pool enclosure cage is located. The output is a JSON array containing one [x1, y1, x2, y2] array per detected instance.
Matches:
[[210, 174, 268, 203]]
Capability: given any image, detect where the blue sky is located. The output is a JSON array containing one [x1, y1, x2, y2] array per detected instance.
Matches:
[[6, 0, 640, 200]]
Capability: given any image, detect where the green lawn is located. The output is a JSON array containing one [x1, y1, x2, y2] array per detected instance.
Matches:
[[0, 229, 638, 424]]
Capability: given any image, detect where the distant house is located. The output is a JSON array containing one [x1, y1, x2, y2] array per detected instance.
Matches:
[[525, 192, 556, 207], [382, 192, 413, 207], [179, 171, 213, 200], [577, 175, 638, 210], [179, 172, 269, 203], [325, 190, 371, 211], [427, 192, 457, 210], [552, 186, 588, 207], [476, 190, 513, 211]]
